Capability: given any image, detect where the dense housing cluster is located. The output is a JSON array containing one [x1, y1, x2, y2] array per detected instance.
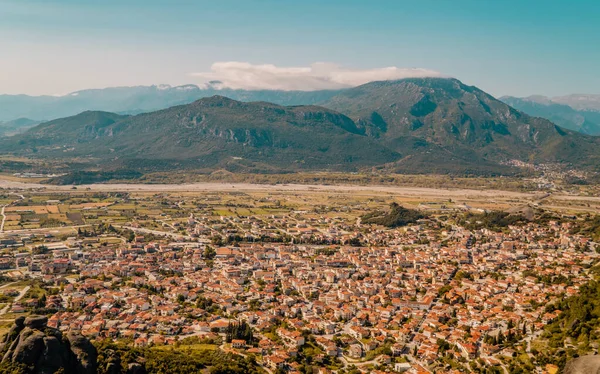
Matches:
[[0, 189, 597, 373]]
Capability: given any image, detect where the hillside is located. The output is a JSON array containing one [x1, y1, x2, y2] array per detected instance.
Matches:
[[10, 111, 128, 146], [501, 96, 600, 135], [2, 96, 398, 173], [0, 118, 40, 137], [0, 316, 261, 374], [322, 78, 600, 174], [534, 267, 600, 371], [361, 202, 426, 227]]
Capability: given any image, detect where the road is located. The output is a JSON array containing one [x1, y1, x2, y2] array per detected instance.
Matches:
[[0, 285, 30, 316], [0, 282, 16, 290], [0, 192, 25, 233], [0, 205, 6, 233], [156, 219, 177, 231]]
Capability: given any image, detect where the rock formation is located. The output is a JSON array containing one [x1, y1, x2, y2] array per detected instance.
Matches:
[[563, 355, 600, 374], [0, 315, 97, 374]]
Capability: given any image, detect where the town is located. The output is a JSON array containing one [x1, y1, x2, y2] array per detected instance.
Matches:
[[0, 185, 598, 374]]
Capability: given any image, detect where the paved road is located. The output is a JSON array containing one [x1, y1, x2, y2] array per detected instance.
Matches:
[[0, 193, 25, 233], [0, 205, 6, 233], [0, 282, 16, 290]]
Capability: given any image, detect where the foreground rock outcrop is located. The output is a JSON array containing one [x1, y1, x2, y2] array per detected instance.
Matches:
[[0, 315, 97, 374], [563, 355, 600, 374]]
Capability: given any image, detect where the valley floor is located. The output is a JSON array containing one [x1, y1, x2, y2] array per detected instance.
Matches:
[[1, 176, 599, 215]]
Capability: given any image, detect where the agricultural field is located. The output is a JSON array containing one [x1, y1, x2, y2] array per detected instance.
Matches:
[[1, 181, 600, 239]]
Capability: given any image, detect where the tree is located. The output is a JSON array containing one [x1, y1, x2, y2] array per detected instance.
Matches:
[[204, 246, 216, 260], [225, 321, 254, 344], [32, 245, 49, 255], [36, 294, 47, 308]]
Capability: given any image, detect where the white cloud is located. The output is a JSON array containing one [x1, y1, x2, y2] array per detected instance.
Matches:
[[191, 62, 442, 91]]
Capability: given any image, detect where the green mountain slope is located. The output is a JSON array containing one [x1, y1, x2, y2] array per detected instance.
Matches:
[[3, 78, 600, 176], [3, 96, 398, 173], [322, 78, 600, 173], [0, 118, 40, 136]]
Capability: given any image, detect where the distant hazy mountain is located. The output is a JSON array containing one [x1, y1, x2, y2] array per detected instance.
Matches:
[[0, 84, 341, 123], [0, 118, 40, 136], [501, 95, 600, 135], [553, 94, 600, 111], [4, 78, 599, 176]]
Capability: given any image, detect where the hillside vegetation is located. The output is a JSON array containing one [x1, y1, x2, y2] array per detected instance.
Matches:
[[457, 211, 529, 232], [94, 340, 261, 374], [2, 96, 397, 174], [361, 202, 426, 227], [324, 78, 600, 174], [534, 269, 600, 370]]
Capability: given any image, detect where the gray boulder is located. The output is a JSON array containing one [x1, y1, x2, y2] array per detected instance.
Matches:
[[0, 316, 25, 351], [10, 328, 46, 366], [67, 331, 98, 374], [564, 355, 600, 374], [24, 315, 48, 330]]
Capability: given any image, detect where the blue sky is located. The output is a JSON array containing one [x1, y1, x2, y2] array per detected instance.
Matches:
[[1, 0, 599, 96]]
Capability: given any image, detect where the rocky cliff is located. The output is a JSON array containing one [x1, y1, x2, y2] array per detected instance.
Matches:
[[563, 355, 600, 374], [0, 315, 97, 374]]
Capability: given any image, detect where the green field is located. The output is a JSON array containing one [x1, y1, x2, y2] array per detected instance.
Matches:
[[152, 343, 219, 352]]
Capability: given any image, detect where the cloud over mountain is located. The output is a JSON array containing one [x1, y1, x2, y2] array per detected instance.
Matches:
[[192, 62, 442, 91]]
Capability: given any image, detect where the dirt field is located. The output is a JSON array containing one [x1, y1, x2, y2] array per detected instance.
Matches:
[[0, 178, 598, 213]]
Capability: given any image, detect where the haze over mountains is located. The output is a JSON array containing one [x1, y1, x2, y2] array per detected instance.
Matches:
[[0, 83, 342, 123], [501, 95, 600, 135], [2, 77, 600, 177]]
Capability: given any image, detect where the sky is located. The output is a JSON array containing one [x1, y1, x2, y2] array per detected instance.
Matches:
[[1, 0, 599, 97]]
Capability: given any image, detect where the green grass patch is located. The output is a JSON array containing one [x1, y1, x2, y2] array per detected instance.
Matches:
[[152, 343, 218, 352]]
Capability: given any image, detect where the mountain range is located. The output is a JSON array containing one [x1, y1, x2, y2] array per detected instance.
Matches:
[[0, 83, 341, 122], [1, 96, 397, 173], [3, 82, 600, 138], [3, 77, 599, 177], [501, 95, 600, 135]]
